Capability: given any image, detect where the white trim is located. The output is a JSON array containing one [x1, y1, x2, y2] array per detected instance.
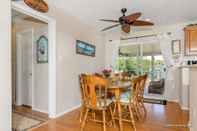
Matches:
[[175, 101, 189, 111], [168, 99, 179, 103], [16, 34, 22, 106], [55, 104, 81, 118], [12, 2, 57, 118], [181, 106, 189, 111], [48, 19, 57, 118], [31, 29, 35, 110], [32, 108, 48, 114]]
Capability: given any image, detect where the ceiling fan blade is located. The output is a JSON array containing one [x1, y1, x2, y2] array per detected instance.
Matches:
[[101, 24, 120, 31], [121, 24, 130, 33], [125, 12, 141, 23], [24, 0, 49, 13], [100, 19, 119, 23], [132, 20, 154, 26], [24, 17, 47, 24]]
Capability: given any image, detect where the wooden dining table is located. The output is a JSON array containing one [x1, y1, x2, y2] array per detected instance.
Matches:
[[107, 79, 132, 131]]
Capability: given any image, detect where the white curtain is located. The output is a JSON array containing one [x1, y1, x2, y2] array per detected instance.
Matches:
[[158, 35, 174, 67], [157, 34, 177, 101], [105, 39, 120, 69]]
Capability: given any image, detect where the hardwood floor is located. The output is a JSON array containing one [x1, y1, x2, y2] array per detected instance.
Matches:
[[31, 102, 189, 131], [13, 105, 49, 121]]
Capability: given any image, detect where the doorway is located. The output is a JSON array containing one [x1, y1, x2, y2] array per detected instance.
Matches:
[[16, 29, 34, 107], [12, 2, 56, 118], [117, 42, 167, 99], [12, 9, 50, 130]]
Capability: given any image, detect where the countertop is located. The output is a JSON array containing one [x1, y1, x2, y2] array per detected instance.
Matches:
[[178, 65, 197, 68]]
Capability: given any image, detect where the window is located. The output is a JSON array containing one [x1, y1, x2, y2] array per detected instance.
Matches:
[[116, 43, 166, 81], [117, 44, 140, 75]]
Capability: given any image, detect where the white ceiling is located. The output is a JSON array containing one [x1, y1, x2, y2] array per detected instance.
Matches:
[[49, 0, 197, 32]]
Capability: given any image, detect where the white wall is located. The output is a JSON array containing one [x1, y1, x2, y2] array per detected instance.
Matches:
[[47, 7, 105, 114], [15, 21, 49, 113], [12, 2, 105, 116], [33, 26, 49, 113], [0, 0, 11, 131]]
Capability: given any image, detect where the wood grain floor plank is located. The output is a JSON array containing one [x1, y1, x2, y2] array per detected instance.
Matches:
[[31, 102, 189, 131]]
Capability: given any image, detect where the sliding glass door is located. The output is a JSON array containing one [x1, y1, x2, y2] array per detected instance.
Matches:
[[141, 43, 166, 81], [117, 44, 140, 75], [117, 43, 166, 81], [116, 43, 166, 96]]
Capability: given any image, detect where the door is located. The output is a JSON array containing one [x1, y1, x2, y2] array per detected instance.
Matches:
[[20, 30, 33, 106]]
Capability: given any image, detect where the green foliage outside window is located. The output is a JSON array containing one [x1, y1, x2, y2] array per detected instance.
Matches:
[[116, 56, 166, 80], [116, 57, 139, 75]]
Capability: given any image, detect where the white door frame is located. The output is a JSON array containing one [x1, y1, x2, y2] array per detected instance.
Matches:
[[12, 2, 57, 118], [16, 29, 34, 107]]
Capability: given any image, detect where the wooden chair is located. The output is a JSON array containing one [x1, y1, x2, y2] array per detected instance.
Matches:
[[118, 77, 143, 130], [137, 74, 148, 120], [123, 74, 147, 121], [79, 74, 88, 123], [80, 75, 115, 131]]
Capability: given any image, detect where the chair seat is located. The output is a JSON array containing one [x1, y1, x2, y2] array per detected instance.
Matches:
[[111, 91, 133, 103], [120, 91, 133, 104], [96, 99, 113, 109], [86, 99, 113, 109]]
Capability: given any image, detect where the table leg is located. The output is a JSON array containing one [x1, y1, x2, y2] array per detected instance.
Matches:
[[117, 101, 123, 131], [115, 89, 123, 131]]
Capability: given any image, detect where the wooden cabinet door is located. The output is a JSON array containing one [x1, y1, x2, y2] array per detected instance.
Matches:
[[185, 26, 197, 55]]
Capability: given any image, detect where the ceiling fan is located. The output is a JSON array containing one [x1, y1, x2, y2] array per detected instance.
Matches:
[[100, 8, 154, 33]]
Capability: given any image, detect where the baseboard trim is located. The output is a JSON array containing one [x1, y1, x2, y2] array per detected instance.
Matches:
[[167, 99, 179, 103], [55, 104, 81, 118], [32, 108, 48, 114], [181, 106, 189, 111]]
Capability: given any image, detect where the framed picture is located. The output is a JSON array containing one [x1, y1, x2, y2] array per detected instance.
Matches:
[[172, 40, 181, 55], [37, 35, 48, 63], [76, 40, 96, 57]]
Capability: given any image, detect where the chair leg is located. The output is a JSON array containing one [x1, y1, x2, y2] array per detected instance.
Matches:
[[141, 102, 147, 119], [79, 106, 84, 123], [102, 110, 106, 131], [135, 102, 142, 121], [113, 102, 117, 114], [137, 102, 146, 121], [109, 106, 115, 127], [117, 102, 123, 131], [128, 105, 136, 131], [92, 111, 96, 120], [81, 108, 89, 131]]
